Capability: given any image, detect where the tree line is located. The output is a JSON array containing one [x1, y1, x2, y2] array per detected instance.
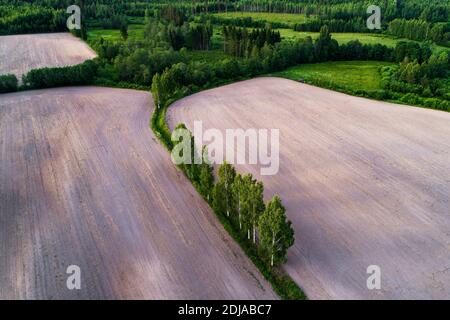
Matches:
[[3, 0, 450, 37], [150, 25, 449, 119], [0, 3, 66, 35], [222, 25, 281, 57], [293, 17, 367, 33], [0, 74, 18, 93], [388, 19, 450, 46], [0, 60, 98, 93], [157, 0, 449, 23], [172, 124, 295, 267], [379, 50, 450, 111], [200, 14, 288, 29], [168, 22, 213, 50], [3, 18, 447, 112]]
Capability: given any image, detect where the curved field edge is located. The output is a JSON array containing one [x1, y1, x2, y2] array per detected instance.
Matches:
[[268, 61, 449, 113], [0, 86, 277, 299], [0, 33, 97, 80], [151, 73, 450, 299], [151, 81, 307, 300], [166, 77, 450, 299]]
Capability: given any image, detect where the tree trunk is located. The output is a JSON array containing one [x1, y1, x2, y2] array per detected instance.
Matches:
[[271, 233, 275, 267], [238, 200, 242, 229]]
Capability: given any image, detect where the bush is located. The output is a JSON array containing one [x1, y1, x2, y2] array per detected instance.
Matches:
[[22, 60, 98, 90], [0, 74, 18, 93]]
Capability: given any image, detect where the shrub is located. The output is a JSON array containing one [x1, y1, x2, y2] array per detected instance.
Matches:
[[0, 74, 18, 93], [22, 59, 98, 90]]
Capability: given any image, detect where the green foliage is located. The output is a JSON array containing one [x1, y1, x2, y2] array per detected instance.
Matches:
[[88, 24, 146, 42], [0, 74, 18, 93], [0, 3, 66, 35], [314, 25, 339, 61], [396, 52, 449, 84], [169, 22, 213, 50], [166, 125, 304, 298], [259, 196, 295, 267], [22, 59, 99, 90], [207, 188, 306, 300], [248, 179, 265, 243], [274, 61, 394, 91], [120, 22, 128, 40], [388, 18, 450, 46], [207, 11, 308, 29], [198, 153, 215, 202], [338, 40, 393, 61], [213, 162, 236, 217], [222, 25, 281, 57], [393, 41, 432, 63]]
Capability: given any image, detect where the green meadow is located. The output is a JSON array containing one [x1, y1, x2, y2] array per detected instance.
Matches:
[[87, 24, 145, 42], [279, 29, 449, 53], [272, 60, 394, 91], [213, 11, 309, 25]]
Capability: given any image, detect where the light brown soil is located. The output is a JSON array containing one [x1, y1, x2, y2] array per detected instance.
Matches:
[[0, 33, 97, 80], [167, 77, 450, 299], [0, 87, 277, 300]]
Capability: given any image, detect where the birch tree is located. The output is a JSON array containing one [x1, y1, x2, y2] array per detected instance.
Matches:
[[259, 196, 295, 267], [231, 174, 244, 230], [213, 162, 235, 218], [199, 161, 214, 202], [217, 162, 236, 217], [240, 174, 256, 240], [249, 181, 265, 244]]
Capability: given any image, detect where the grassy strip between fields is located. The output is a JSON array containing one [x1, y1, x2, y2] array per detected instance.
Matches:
[[150, 79, 307, 300]]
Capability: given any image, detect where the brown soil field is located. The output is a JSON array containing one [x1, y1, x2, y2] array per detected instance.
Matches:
[[0, 33, 97, 80], [0, 87, 277, 300], [167, 77, 450, 299]]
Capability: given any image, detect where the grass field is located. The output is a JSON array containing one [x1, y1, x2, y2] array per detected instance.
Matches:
[[87, 24, 145, 42], [279, 29, 450, 53], [213, 12, 309, 25], [279, 30, 398, 46], [272, 61, 393, 91]]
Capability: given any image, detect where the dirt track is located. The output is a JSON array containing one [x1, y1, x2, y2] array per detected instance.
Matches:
[[168, 77, 450, 299], [0, 33, 97, 80], [0, 87, 277, 299]]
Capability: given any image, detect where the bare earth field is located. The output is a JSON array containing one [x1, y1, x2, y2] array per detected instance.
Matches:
[[0, 87, 277, 300], [168, 77, 450, 299], [0, 33, 97, 80]]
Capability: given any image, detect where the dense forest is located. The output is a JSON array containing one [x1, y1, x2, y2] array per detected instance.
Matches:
[[1, 1, 449, 112], [2, 0, 450, 39]]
